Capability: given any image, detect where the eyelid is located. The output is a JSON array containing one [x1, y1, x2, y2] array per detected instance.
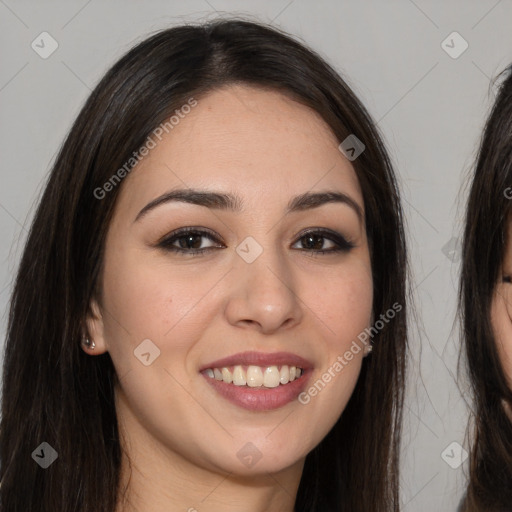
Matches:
[[156, 226, 355, 255], [156, 226, 224, 246], [294, 227, 355, 246]]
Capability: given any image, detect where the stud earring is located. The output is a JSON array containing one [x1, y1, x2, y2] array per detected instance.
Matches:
[[82, 337, 96, 350], [364, 344, 373, 356]]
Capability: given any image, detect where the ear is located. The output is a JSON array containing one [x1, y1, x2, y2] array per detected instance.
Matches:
[[82, 297, 108, 355]]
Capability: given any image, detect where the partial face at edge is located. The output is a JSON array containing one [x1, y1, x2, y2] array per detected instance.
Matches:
[[491, 220, 512, 416], [85, 84, 374, 475]]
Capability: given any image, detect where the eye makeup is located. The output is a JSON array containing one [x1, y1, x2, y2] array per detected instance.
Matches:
[[156, 226, 355, 257]]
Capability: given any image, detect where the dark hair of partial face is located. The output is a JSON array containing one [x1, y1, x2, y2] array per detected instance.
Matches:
[[0, 18, 408, 512], [459, 65, 512, 511]]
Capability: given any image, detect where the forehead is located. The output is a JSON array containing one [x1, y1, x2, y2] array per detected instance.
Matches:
[[119, 84, 363, 211]]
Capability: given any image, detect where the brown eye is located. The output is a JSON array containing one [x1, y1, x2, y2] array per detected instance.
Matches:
[[292, 228, 355, 254], [157, 227, 225, 256], [503, 275, 512, 283]]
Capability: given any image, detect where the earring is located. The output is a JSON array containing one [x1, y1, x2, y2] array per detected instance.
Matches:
[[364, 344, 373, 356], [82, 337, 96, 350]]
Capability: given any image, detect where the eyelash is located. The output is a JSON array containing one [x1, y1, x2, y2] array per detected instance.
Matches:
[[157, 226, 355, 257]]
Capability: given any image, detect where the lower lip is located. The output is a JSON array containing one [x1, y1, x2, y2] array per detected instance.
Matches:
[[202, 370, 312, 411]]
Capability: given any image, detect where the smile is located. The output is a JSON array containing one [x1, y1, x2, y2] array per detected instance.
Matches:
[[199, 351, 313, 411], [203, 364, 303, 388]]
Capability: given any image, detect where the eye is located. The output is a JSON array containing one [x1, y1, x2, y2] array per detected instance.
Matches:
[[157, 227, 225, 256], [503, 275, 512, 283], [291, 228, 355, 255], [156, 227, 355, 257]]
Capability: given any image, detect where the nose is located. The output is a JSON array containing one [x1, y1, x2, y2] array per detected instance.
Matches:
[[224, 244, 304, 334]]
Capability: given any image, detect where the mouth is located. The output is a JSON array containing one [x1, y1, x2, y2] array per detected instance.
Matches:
[[202, 364, 304, 387], [199, 351, 313, 411]]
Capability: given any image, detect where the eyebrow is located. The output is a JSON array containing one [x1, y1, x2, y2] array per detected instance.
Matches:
[[134, 188, 364, 223]]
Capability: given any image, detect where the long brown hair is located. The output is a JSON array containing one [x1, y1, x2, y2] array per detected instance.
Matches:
[[459, 64, 512, 511], [0, 18, 408, 511]]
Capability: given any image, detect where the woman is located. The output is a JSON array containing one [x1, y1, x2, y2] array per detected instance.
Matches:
[[459, 64, 512, 511], [0, 18, 408, 511]]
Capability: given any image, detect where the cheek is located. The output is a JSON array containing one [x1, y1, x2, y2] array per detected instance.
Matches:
[[313, 266, 373, 344], [300, 266, 372, 417], [100, 249, 221, 366], [499, 342, 512, 386], [491, 289, 512, 387]]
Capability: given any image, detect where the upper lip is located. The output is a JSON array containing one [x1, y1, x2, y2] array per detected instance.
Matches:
[[200, 351, 314, 371]]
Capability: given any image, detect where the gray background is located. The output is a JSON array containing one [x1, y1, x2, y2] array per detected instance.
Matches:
[[1, 1, 512, 510]]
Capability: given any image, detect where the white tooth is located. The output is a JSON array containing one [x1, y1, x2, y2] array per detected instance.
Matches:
[[296, 368, 302, 378], [232, 365, 246, 386], [263, 366, 280, 388], [214, 368, 223, 381], [279, 365, 290, 384], [246, 365, 263, 387], [205, 368, 214, 379], [221, 367, 233, 384], [289, 366, 296, 381]]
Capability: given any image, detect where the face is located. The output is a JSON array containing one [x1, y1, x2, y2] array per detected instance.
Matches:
[[491, 220, 512, 411], [86, 84, 373, 478]]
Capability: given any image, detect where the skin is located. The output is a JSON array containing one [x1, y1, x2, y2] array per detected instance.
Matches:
[[491, 220, 512, 419], [84, 84, 373, 512]]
